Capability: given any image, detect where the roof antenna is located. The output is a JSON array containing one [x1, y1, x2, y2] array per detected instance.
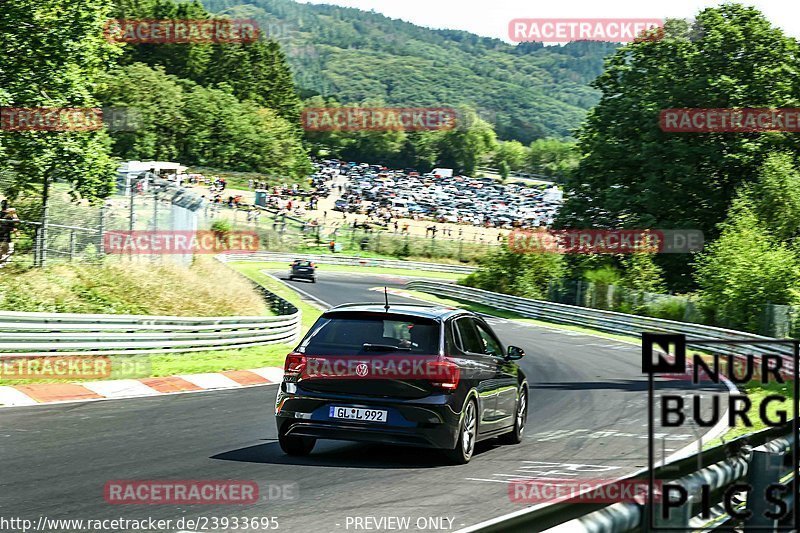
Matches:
[[384, 286, 390, 312]]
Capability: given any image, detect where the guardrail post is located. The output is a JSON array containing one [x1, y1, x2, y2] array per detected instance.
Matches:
[[653, 485, 694, 529], [69, 230, 76, 261], [745, 443, 789, 529], [98, 204, 106, 257]]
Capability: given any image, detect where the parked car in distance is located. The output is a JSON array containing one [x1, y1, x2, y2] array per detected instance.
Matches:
[[289, 260, 317, 283], [275, 304, 528, 464]]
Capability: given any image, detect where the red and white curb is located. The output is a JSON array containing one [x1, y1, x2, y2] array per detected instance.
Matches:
[[0, 367, 284, 407]]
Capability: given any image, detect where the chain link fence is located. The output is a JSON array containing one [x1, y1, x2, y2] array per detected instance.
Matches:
[[7, 187, 196, 267], [6, 183, 498, 268], [8, 190, 800, 339]]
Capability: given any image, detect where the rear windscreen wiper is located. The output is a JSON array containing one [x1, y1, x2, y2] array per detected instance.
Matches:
[[362, 343, 412, 352]]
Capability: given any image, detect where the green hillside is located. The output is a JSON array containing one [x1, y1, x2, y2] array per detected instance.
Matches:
[[201, 0, 618, 142]]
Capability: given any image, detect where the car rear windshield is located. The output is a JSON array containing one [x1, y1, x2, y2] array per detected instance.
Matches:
[[294, 261, 313, 267], [298, 313, 440, 355]]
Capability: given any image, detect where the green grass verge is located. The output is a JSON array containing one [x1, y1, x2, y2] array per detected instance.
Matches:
[[284, 237, 484, 265], [147, 344, 290, 377], [250, 261, 466, 281], [0, 259, 267, 316], [705, 380, 795, 447], [0, 262, 314, 387], [227, 262, 323, 330]]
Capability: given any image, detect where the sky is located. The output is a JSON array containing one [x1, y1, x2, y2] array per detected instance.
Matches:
[[295, 0, 800, 42]]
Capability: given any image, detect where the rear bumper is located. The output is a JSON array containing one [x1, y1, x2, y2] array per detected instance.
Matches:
[[276, 387, 462, 449]]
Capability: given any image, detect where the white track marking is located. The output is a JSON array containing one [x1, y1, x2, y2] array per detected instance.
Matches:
[[0, 386, 38, 406], [250, 367, 285, 382], [82, 379, 160, 398], [178, 373, 242, 389]]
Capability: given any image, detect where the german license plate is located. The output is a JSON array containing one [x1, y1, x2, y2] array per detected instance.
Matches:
[[329, 406, 387, 422]]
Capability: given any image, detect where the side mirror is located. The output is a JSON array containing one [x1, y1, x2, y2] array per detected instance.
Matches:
[[506, 345, 525, 360]]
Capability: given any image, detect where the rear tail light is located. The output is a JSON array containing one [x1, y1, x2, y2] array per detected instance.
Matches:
[[284, 352, 306, 378], [428, 357, 460, 390]]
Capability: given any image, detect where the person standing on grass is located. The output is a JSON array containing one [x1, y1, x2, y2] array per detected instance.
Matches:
[[0, 207, 20, 268]]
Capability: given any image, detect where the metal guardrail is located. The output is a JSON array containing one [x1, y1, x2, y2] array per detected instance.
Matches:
[[405, 281, 795, 372], [459, 424, 796, 532], [409, 281, 798, 531], [218, 251, 477, 274], [0, 285, 301, 357]]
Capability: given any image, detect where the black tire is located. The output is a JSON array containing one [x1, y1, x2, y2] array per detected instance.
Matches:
[[279, 429, 316, 456], [288, 275, 294, 281], [443, 398, 478, 464], [499, 385, 527, 445], [311, 278, 316, 283]]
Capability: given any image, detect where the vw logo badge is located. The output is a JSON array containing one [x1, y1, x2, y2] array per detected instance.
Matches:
[[355, 363, 369, 377]]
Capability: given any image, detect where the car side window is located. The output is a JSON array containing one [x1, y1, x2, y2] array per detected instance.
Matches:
[[474, 320, 503, 358], [453, 317, 484, 354]]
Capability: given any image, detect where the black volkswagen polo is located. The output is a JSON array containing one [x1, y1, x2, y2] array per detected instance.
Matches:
[[275, 303, 528, 463]]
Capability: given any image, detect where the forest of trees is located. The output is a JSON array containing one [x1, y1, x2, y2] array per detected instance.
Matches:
[[6, 0, 800, 335], [1, 0, 536, 202], [0, 0, 312, 204], [464, 5, 800, 334], [106, 0, 312, 179], [201, 0, 618, 143], [300, 99, 499, 175]]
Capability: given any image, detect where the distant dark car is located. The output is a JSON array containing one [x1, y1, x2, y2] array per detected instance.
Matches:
[[275, 304, 528, 464], [333, 199, 348, 212], [289, 260, 316, 283]]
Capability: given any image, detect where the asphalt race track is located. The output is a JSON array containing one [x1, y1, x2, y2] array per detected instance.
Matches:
[[0, 268, 725, 533]]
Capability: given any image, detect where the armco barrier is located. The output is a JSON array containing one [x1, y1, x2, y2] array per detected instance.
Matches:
[[410, 281, 798, 531], [457, 423, 796, 532], [0, 285, 300, 357], [405, 281, 795, 371], [218, 251, 476, 274]]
